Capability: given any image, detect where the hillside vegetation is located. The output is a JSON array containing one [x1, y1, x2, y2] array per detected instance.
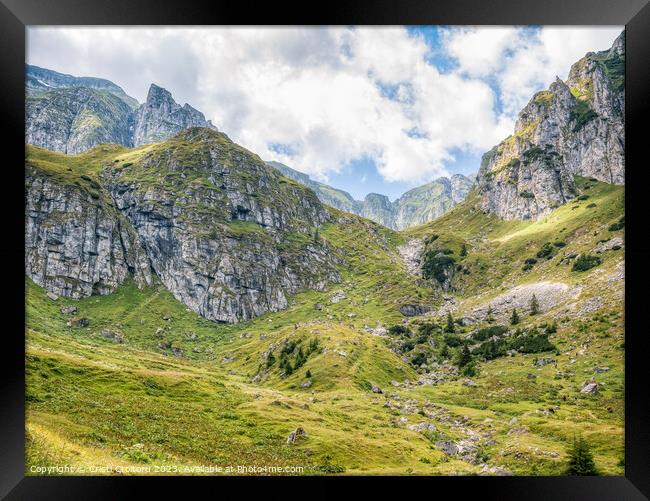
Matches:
[[26, 168, 624, 475]]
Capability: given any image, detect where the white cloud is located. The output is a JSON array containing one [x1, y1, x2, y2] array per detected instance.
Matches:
[[27, 26, 622, 184], [441, 26, 623, 116]]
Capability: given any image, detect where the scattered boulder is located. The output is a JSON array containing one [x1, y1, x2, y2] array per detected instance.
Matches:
[[99, 329, 124, 343], [222, 355, 235, 364], [60, 306, 77, 315], [527, 373, 537, 380], [171, 346, 184, 357], [314, 303, 323, 311], [154, 327, 165, 337], [533, 357, 555, 367], [46, 291, 59, 301], [301, 380, 313, 389], [408, 422, 436, 433], [399, 304, 432, 317], [593, 367, 610, 374], [286, 427, 307, 444], [67, 317, 89, 328], [330, 291, 347, 304], [594, 236, 624, 253], [371, 384, 383, 394], [185, 331, 197, 340], [436, 440, 459, 456], [580, 381, 599, 395]]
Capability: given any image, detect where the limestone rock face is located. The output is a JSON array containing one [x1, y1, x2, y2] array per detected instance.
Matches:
[[26, 64, 139, 109], [26, 67, 217, 154], [360, 193, 394, 228], [475, 31, 624, 220], [26, 87, 134, 154], [392, 175, 474, 229], [25, 165, 152, 298], [25, 128, 340, 323], [132, 84, 217, 146]]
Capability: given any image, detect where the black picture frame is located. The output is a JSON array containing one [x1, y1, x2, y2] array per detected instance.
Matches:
[[1, 1, 649, 498]]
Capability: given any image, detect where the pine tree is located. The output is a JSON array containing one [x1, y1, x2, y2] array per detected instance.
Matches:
[[510, 308, 520, 325], [566, 435, 599, 475], [266, 352, 276, 368], [457, 344, 472, 368], [306, 369, 312, 379], [445, 312, 455, 333], [530, 294, 540, 315], [313, 227, 320, 243], [460, 243, 468, 257]]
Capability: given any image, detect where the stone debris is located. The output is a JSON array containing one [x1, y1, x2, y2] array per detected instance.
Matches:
[[581, 381, 599, 395], [397, 239, 424, 277], [286, 427, 307, 444], [99, 329, 125, 343]]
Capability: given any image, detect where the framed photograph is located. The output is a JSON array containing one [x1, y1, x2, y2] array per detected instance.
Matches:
[[1, 0, 649, 497]]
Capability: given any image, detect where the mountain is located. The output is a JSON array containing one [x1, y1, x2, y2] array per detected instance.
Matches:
[[475, 32, 624, 221], [26, 128, 339, 323], [26, 64, 139, 109], [26, 87, 134, 155], [26, 68, 217, 154], [266, 161, 360, 213], [392, 174, 474, 229], [132, 84, 217, 145], [267, 161, 474, 229], [24, 33, 625, 476]]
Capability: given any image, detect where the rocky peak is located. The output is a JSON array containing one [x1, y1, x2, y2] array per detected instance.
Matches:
[[144, 83, 174, 108], [133, 84, 217, 146], [475, 30, 624, 221]]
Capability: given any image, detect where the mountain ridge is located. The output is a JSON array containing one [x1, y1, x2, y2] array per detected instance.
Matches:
[[267, 160, 474, 230], [26, 67, 216, 154]]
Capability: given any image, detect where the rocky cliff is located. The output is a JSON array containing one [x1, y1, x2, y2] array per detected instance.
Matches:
[[27, 64, 139, 109], [392, 175, 474, 229], [267, 161, 473, 230], [132, 84, 217, 146], [26, 87, 135, 155], [25, 128, 340, 323], [26, 67, 216, 154], [475, 31, 624, 221]]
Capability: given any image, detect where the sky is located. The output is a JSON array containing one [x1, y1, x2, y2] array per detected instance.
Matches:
[[27, 26, 622, 201]]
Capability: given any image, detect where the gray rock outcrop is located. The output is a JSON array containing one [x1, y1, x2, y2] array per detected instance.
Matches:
[[26, 128, 340, 323], [475, 31, 624, 221]]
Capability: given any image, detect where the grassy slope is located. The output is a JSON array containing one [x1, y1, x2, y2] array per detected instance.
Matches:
[[26, 155, 624, 475]]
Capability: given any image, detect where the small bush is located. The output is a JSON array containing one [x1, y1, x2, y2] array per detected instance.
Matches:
[[443, 333, 463, 347], [519, 191, 535, 199], [473, 325, 508, 342], [572, 254, 602, 272], [422, 251, 456, 284], [510, 331, 555, 353], [608, 216, 625, 231], [536, 243, 557, 260], [388, 325, 410, 336], [577, 194, 590, 201], [553, 241, 567, 248], [474, 338, 508, 360]]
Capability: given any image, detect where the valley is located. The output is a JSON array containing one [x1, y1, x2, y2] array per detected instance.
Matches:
[[24, 30, 625, 476]]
